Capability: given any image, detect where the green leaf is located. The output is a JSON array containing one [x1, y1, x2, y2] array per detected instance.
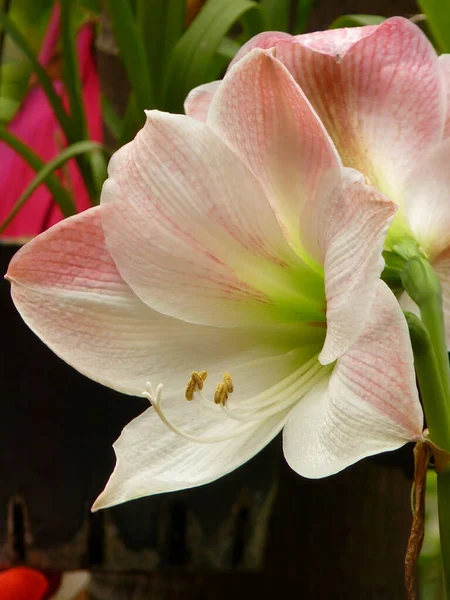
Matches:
[[163, 0, 264, 113], [101, 95, 123, 142], [0, 96, 19, 123], [118, 93, 141, 146], [137, 0, 186, 107], [106, 0, 154, 118], [293, 0, 314, 34], [0, 9, 75, 140], [417, 0, 450, 53], [60, 0, 87, 139], [216, 36, 241, 61], [59, 0, 104, 201], [0, 125, 77, 223], [206, 36, 242, 82], [261, 0, 290, 31], [329, 14, 385, 29], [0, 140, 104, 234]]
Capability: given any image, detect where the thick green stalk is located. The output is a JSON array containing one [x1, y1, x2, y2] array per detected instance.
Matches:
[[400, 256, 450, 596], [405, 312, 450, 451], [401, 257, 450, 403], [438, 470, 450, 596]]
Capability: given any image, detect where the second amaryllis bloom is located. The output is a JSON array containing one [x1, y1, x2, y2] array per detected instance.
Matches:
[[7, 50, 423, 509]]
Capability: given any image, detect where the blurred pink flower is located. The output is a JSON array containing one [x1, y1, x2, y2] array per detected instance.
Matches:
[[0, 5, 102, 241]]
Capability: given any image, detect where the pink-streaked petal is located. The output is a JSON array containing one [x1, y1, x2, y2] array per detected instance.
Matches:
[[433, 248, 450, 349], [184, 81, 220, 122], [283, 281, 423, 478], [315, 171, 396, 364], [269, 17, 445, 200], [182, 33, 294, 122], [402, 139, 450, 260], [101, 110, 325, 327], [7, 206, 320, 396], [440, 55, 450, 139], [229, 31, 293, 69], [207, 50, 396, 362], [207, 49, 340, 257]]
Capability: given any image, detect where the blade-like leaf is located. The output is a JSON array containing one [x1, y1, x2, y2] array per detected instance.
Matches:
[[118, 93, 141, 146], [163, 0, 264, 113], [106, 0, 154, 118], [0, 140, 105, 234], [0, 125, 77, 222], [329, 14, 385, 29], [216, 36, 241, 61], [261, 0, 290, 31], [418, 0, 450, 53], [0, 10, 75, 139], [60, 0, 87, 139], [101, 95, 123, 142], [59, 0, 103, 201], [293, 0, 314, 34], [137, 0, 186, 107]]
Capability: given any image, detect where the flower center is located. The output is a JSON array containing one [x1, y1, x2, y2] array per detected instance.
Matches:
[[143, 356, 331, 444]]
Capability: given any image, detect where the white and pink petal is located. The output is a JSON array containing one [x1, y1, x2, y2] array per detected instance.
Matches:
[[315, 172, 396, 363], [7, 207, 321, 397], [440, 54, 450, 139], [184, 81, 220, 122], [92, 345, 318, 509], [207, 49, 396, 362], [402, 138, 450, 260], [283, 281, 423, 478], [433, 247, 450, 349], [101, 110, 325, 328], [255, 18, 445, 200], [207, 49, 340, 259]]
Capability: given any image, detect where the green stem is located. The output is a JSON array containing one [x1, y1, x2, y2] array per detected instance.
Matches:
[[401, 257, 450, 403], [400, 254, 450, 597], [405, 312, 450, 451], [438, 470, 450, 596]]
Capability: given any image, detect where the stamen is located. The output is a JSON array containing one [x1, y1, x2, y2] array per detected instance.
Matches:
[[143, 355, 331, 445], [223, 372, 233, 393], [143, 381, 257, 443], [185, 370, 208, 401], [214, 373, 234, 406]]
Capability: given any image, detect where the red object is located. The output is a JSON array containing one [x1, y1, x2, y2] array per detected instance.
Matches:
[[0, 4, 103, 240], [0, 567, 48, 600]]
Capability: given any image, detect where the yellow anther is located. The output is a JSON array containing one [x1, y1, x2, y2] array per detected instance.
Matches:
[[214, 373, 234, 406], [223, 372, 233, 394], [214, 382, 228, 405], [185, 370, 208, 401]]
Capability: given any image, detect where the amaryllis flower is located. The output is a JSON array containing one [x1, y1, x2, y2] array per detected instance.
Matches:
[[7, 50, 423, 509], [0, 5, 102, 241], [186, 17, 450, 346]]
